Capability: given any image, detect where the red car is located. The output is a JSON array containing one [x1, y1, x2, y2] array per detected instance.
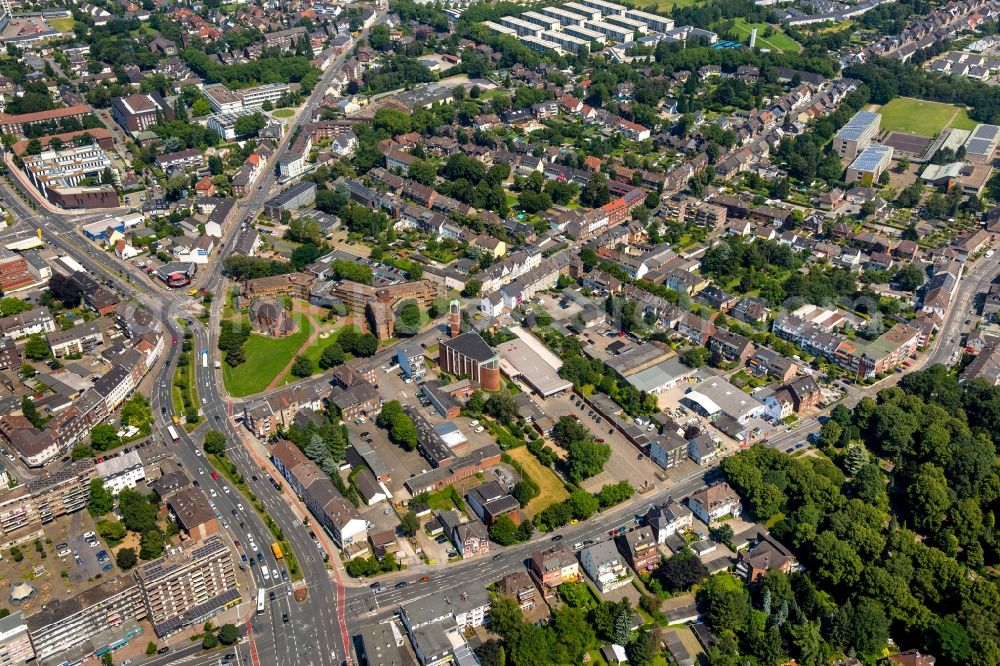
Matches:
[[596, 438, 605, 443], [171, 337, 177, 344], [234, 540, 241, 549], [210, 470, 220, 480]]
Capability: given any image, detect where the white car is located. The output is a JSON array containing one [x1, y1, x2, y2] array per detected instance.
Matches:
[[237, 503, 244, 511], [223, 486, 230, 494], [474, 426, 485, 433], [199, 468, 204, 475], [210, 489, 218, 497], [83, 531, 95, 539], [250, 542, 258, 552], [195, 449, 202, 457]]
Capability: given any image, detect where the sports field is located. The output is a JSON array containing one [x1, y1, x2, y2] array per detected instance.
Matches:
[[728, 19, 800, 53], [874, 98, 978, 136]]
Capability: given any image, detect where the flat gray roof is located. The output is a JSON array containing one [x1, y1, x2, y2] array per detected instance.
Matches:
[[496, 338, 572, 397]]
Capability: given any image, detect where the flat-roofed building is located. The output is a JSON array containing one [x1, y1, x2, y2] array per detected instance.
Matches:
[[562, 23, 605, 42], [0, 612, 33, 664], [541, 29, 590, 52], [520, 10, 560, 30], [563, 1, 602, 20], [541, 6, 588, 25], [26, 575, 145, 663], [964, 123, 1000, 164], [237, 83, 290, 109], [624, 8, 674, 32], [832, 110, 881, 163], [111, 92, 169, 134], [496, 337, 572, 397], [579, 0, 627, 16], [523, 35, 562, 53], [203, 84, 243, 114], [584, 19, 633, 42], [847, 143, 893, 184], [498, 15, 544, 36], [482, 20, 517, 36], [604, 14, 648, 35], [135, 535, 239, 637]]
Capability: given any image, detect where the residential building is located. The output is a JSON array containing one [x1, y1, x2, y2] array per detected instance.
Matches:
[[646, 501, 693, 544], [709, 328, 755, 363], [618, 527, 658, 573], [453, 519, 489, 557], [832, 110, 880, 163], [498, 571, 536, 611], [0, 306, 55, 340], [135, 535, 240, 637], [26, 576, 145, 663], [688, 482, 742, 525], [94, 450, 145, 494], [271, 440, 367, 550], [846, 143, 893, 184], [400, 581, 491, 631], [735, 533, 799, 582], [580, 540, 633, 592], [748, 347, 797, 382], [529, 545, 580, 589], [0, 612, 33, 665], [46, 321, 103, 357], [263, 182, 317, 219]]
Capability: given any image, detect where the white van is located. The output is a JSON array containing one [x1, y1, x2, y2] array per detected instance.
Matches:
[[261, 565, 270, 581]]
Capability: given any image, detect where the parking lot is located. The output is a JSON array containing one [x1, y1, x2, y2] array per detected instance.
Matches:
[[541, 393, 661, 493]]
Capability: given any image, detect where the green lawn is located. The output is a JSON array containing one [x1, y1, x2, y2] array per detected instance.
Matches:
[[271, 108, 295, 118], [874, 98, 975, 136], [222, 317, 313, 397], [637, 0, 703, 10], [507, 447, 571, 517], [284, 323, 355, 385], [47, 17, 75, 33], [726, 18, 800, 53]]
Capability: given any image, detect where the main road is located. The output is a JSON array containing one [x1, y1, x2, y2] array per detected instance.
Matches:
[[0, 16, 387, 663]]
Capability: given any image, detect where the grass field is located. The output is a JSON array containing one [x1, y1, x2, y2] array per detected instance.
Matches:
[[727, 19, 800, 53], [272, 108, 295, 119], [222, 317, 313, 397], [507, 447, 571, 517], [638, 0, 702, 10], [875, 98, 976, 136], [286, 323, 356, 384], [47, 17, 75, 33]]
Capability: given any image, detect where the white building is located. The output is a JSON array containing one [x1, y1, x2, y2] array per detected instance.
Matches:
[[687, 482, 742, 526], [579, 540, 633, 592], [95, 449, 145, 494]]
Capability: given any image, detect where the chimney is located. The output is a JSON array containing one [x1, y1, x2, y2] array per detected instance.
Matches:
[[449, 299, 461, 338]]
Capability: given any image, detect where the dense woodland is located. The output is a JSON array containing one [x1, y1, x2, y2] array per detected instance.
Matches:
[[712, 365, 1000, 665]]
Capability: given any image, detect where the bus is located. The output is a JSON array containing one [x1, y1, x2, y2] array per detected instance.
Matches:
[[166, 426, 179, 443], [256, 589, 265, 614], [202, 350, 208, 368], [271, 542, 283, 560]]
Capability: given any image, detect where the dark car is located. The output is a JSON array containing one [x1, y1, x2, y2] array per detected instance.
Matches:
[[157, 647, 169, 654], [492, 554, 503, 561], [282, 613, 289, 624], [269, 591, 275, 600], [395, 581, 408, 589], [551, 534, 563, 542], [257, 552, 264, 563]]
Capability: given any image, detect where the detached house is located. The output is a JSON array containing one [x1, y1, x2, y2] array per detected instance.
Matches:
[[580, 541, 632, 593], [688, 482, 742, 526]]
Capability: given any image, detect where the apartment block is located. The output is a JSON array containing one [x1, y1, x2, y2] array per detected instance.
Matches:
[[832, 111, 880, 163], [136, 535, 240, 637], [0, 612, 33, 665], [26, 575, 145, 663]]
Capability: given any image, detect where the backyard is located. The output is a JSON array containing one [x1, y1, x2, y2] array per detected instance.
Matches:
[[873, 97, 978, 136]]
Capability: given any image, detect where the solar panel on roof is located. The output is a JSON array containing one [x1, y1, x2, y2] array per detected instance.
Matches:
[[973, 124, 999, 140], [966, 138, 992, 155]]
